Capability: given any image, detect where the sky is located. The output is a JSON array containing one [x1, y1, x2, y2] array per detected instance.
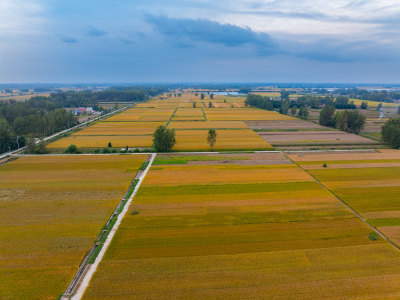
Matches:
[[0, 0, 400, 83]]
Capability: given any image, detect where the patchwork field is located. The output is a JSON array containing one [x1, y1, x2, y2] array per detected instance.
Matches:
[[83, 152, 400, 299], [290, 149, 400, 248], [246, 119, 327, 131], [259, 131, 378, 146], [173, 129, 272, 151], [48, 93, 302, 151], [0, 154, 146, 299], [205, 108, 294, 121]]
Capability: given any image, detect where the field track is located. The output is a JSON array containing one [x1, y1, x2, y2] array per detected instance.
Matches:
[[63, 153, 156, 300]]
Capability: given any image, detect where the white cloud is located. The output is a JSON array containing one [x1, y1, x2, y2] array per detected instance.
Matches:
[[0, 0, 45, 36]]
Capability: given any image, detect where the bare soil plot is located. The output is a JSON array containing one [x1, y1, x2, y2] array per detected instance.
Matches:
[[258, 130, 378, 145], [246, 119, 327, 130]]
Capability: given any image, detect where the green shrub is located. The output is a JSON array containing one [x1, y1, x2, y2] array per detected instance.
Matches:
[[368, 232, 379, 241], [65, 144, 80, 154]]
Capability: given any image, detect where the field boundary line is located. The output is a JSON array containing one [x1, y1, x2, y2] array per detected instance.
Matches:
[[165, 107, 179, 128], [61, 153, 156, 300], [283, 152, 400, 252], [200, 107, 208, 121]]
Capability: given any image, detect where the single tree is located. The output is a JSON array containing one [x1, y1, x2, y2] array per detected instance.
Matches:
[[108, 142, 112, 148], [377, 103, 383, 111], [210, 93, 214, 99], [193, 102, 197, 108], [34, 139, 48, 154], [25, 134, 36, 154], [290, 105, 298, 116], [208, 101, 213, 108], [65, 144, 80, 154], [319, 105, 336, 127], [360, 101, 368, 109], [382, 118, 400, 148], [279, 100, 290, 114], [207, 129, 217, 151], [280, 90, 290, 101], [335, 110, 365, 133], [298, 106, 309, 119], [152, 125, 176, 152], [201, 93, 205, 100]]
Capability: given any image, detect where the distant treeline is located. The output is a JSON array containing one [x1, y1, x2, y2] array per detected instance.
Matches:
[[28, 87, 165, 108], [245, 94, 356, 111], [337, 88, 400, 103], [0, 100, 77, 153]]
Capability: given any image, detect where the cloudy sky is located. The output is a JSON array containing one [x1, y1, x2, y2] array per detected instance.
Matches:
[[1, 0, 399, 83]]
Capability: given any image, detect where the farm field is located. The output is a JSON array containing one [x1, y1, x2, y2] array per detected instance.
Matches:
[[83, 152, 400, 299], [290, 150, 400, 247], [351, 98, 399, 108], [47, 134, 154, 149], [47, 93, 300, 151], [204, 108, 294, 121], [0, 154, 146, 299], [173, 129, 271, 150], [258, 130, 378, 146], [246, 119, 328, 131], [73, 121, 165, 135]]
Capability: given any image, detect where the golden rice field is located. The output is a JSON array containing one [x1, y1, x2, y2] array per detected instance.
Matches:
[[47, 134, 153, 149], [205, 108, 295, 121], [73, 121, 165, 136], [350, 98, 399, 108], [173, 129, 272, 150], [168, 121, 248, 129], [83, 152, 400, 299], [0, 154, 146, 299], [290, 150, 400, 250], [49, 93, 296, 151]]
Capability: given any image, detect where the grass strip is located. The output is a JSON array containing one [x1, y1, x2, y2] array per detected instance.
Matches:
[[88, 178, 140, 264]]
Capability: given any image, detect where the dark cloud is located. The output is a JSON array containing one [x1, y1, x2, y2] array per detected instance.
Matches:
[[146, 15, 279, 54], [55, 34, 78, 43], [87, 26, 107, 37], [145, 15, 398, 63]]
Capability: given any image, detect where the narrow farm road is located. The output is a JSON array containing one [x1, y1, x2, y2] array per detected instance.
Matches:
[[66, 153, 156, 300]]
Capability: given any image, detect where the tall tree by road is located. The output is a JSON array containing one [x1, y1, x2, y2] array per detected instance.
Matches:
[[152, 125, 176, 152], [207, 129, 217, 151]]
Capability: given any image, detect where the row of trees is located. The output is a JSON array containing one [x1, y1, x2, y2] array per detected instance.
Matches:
[[245, 95, 309, 118], [337, 88, 400, 103], [319, 105, 366, 133], [0, 100, 77, 153]]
